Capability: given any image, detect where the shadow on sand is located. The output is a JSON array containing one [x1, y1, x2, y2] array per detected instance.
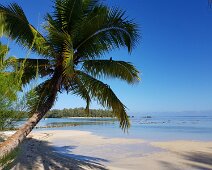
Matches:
[[159, 149, 212, 170], [8, 138, 109, 170], [182, 151, 212, 170]]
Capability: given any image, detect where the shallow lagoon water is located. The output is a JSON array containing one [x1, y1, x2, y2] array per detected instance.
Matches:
[[33, 114, 212, 141]]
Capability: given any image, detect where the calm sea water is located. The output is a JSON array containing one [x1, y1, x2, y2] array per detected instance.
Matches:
[[33, 114, 212, 141]]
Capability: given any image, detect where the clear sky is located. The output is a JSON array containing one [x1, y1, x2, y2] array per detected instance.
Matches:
[[1, 0, 212, 114]]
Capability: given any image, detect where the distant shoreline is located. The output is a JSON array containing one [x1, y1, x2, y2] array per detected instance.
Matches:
[[43, 117, 116, 119], [45, 108, 115, 118]]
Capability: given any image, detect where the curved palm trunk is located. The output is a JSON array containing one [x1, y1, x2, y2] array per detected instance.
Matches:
[[0, 111, 46, 158], [0, 73, 62, 159]]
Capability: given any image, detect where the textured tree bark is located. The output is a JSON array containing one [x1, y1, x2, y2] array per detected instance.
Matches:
[[0, 111, 45, 158]]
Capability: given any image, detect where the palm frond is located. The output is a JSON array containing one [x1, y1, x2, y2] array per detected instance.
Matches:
[[0, 42, 9, 67], [15, 58, 53, 85], [72, 5, 139, 60], [62, 36, 74, 77], [28, 74, 61, 114], [82, 0, 101, 14], [77, 70, 130, 129], [45, 16, 74, 58], [27, 79, 52, 114], [82, 59, 140, 84], [0, 3, 52, 57], [45, 18, 75, 76], [45, 16, 67, 53], [64, 75, 91, 114], [52, 0, 83, 32], [0, 42, 8, 57]]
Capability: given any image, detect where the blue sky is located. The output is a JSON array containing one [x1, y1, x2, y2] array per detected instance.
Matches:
[[1, 0, 212, 114]]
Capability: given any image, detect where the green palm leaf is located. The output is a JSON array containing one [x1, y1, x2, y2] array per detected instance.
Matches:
[[15, 58, 53, 85], [82, 59, 140, 84], [82, 0, 100, 14], [77, 70, 130, 129], [73, 6, 139, 60], [66, 75, 91, 114], [29, 74, 61, 114], [0, 3, 52, 57], [53, 0, 83, 31], [0, 42, 9, 67]]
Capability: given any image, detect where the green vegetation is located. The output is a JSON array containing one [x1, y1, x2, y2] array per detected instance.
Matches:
[[0, 42, 24, 131], [45, 108, 115, 118], [0, 42, 23, 168]]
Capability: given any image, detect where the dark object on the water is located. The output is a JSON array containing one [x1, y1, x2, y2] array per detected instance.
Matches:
[[139, 121, 165, 124], [132, 116, 134, 118], [142, 116, 152, 118], [110, 57, 112, 61]]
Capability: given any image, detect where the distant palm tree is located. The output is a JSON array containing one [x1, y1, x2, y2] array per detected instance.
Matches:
[[0, 0, 140, 158]]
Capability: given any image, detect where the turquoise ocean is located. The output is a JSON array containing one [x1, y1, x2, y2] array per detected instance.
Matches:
[[33, 113, 212, 141]]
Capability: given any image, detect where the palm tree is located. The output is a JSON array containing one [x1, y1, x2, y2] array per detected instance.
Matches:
[[0, 0, 140, 158]]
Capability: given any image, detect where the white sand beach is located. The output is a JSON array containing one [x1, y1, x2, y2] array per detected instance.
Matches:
[[2, 130, 211, 170]]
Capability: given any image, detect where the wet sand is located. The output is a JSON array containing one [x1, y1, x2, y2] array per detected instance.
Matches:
[[2, 130, 212, 170]]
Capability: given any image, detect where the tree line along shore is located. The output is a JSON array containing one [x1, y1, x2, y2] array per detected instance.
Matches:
[[45, 108, 115, 118]]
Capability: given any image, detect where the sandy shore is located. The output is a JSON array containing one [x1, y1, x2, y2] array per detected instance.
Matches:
[[2, 130, 212, 170]]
